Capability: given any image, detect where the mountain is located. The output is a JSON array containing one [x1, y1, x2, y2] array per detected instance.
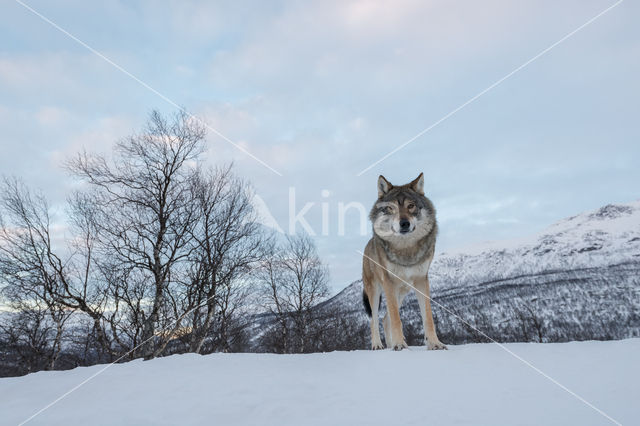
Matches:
[[320, 201, 640, 345]]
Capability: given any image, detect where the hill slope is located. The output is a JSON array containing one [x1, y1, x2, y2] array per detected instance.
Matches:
[[2, 339, 638, 426]]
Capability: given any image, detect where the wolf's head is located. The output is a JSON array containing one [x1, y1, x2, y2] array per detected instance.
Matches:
[[370, 173, 436, 244]]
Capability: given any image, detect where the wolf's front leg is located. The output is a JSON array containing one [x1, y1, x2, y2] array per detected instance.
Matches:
[[416, 275, 447, 351], [426, 340, 447, 350], [368, 290, 384, 350], [370, 319, 384, 350], [382, 312, 392, 347], [383, 284, 407, 351]]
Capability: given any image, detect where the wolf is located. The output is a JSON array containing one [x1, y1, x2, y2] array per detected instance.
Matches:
[[362, 173, 447, 351]]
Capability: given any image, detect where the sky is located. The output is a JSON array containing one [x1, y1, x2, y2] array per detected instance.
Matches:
[[1, 0, 638, 293]]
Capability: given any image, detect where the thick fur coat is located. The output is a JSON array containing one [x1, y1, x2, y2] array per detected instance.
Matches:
[[362, 173, 447, 350]]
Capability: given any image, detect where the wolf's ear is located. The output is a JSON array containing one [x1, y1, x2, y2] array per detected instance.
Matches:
[[409, 172, 424, 195], [378, 175, 393, 198]]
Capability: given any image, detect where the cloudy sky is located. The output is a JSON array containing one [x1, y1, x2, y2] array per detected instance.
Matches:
[[1, 0, 638, 292]]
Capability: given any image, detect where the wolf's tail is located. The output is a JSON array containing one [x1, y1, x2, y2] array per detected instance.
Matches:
[[362, 291, 381, 317]]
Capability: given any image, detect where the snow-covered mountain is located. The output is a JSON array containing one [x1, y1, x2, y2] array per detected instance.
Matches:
[[319, 201, 640, 344], [430, 201, 640, 289]]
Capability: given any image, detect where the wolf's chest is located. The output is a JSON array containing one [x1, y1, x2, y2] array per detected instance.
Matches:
[[386, 260, 431, 282]]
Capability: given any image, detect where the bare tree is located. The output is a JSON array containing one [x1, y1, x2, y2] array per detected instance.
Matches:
[[157, 165, 271, 354], [512, 299, 546, 343], [0, 297, 71, 374], [258, 234, 329, 353], [67, 110, 206, 359], [0, 178, 112, 361], [0, 109, 277, 373]]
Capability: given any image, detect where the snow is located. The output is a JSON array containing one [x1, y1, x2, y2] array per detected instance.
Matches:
[[2, 339, 639, 426]]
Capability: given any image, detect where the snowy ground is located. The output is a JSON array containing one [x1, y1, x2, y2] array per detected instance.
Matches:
[[2, 339, 639, 426]]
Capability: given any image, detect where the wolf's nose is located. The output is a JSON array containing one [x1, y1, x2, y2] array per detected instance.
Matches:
[[400, 219, 410, 231]]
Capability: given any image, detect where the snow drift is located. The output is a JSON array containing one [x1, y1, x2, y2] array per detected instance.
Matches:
[[2, 339, 638, 426]]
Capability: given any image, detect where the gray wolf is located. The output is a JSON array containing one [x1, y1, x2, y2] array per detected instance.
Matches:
[[362, 173, 447, 351]]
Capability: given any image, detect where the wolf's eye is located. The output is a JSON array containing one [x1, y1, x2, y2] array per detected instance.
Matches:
[[407, 203, 415, 209], [384, 206, 393, 214]]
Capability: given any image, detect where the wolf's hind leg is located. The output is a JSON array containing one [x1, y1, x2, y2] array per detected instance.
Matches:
[[365, 283, 384, 350]]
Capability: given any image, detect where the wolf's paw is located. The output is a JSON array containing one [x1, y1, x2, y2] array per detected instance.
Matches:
[[426, 340, 448, 351], [371, 341, 384, 350], [391, 341, 408, 351]]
